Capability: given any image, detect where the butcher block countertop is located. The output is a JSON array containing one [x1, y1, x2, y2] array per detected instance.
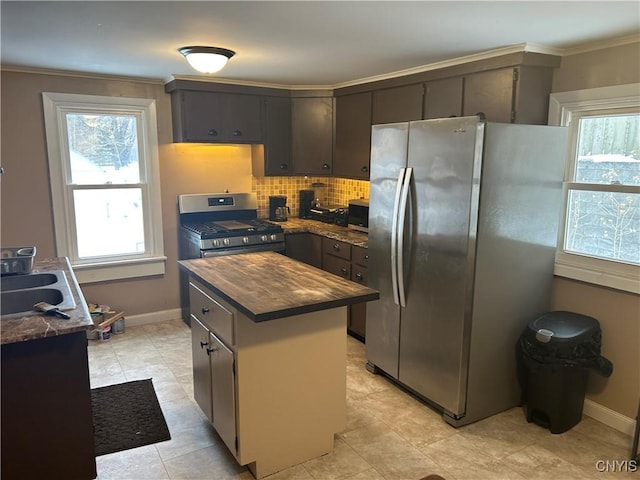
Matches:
[[179, 252, 379, 322], [1, 257, 93, 345]]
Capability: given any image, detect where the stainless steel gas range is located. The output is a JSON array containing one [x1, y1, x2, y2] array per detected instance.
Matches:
[[178, 192, 285, 324]]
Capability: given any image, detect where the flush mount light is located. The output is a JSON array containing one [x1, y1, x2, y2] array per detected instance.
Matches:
[[178, 46, 236, 74]]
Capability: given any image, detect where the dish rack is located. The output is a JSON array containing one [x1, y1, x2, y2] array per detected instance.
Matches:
[[1, 246, 36, 275]]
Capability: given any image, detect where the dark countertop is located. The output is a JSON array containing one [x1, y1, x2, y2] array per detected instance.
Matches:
[[273, 218, 369, 248], [1, 258, 93, 345], [179, 252, 379, 322]]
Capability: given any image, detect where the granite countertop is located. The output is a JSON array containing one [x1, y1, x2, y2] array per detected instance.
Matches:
[[273, 218, 369, 248], [179, 252, 379, 322], [1, 258, 93, 345]]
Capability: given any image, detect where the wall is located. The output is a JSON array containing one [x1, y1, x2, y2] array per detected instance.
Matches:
[[0, 70, 253, 316], [550, 41, 640, 420]]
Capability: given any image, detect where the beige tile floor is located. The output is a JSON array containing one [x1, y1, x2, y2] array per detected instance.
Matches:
[[88, 319, 636, 480]]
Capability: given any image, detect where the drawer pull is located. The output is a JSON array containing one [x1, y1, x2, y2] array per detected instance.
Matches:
[[333, 243, 340, 251], [206, 346, 217, 355], [232, 129, 242, 137], [200, 341, 208, 349], [202, 307, 210, 314], [208, 129, 218, 136], [340, 267, 349, 276]]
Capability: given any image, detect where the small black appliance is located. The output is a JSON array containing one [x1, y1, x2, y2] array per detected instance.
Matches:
[[299, 190, 315, 219], [269, 195, 288, 221]]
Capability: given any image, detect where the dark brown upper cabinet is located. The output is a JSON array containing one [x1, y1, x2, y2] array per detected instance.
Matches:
[[291, 95, 334, 175], [372, 84, 424, 125], [171, 90, 262, 143], [462, 66, 553, 124], [334, 92, 372, 180], [424, 77, 464, 119], [253, 96, 293, 176]]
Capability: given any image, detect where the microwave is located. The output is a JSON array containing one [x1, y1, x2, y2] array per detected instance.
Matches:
[[348, 199, 369, 233]]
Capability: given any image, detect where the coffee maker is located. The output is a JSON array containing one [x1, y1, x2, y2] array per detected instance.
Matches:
[[269, 195, 288, 221]]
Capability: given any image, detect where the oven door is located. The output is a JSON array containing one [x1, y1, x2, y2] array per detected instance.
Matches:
[[201, 242, 285, 257]]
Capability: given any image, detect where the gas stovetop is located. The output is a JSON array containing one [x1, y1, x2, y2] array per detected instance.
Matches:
[[183, 219, 282, 239], [178, 193, 285, 256]]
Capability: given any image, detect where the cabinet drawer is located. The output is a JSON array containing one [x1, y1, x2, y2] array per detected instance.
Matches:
[[351, 266, 368, 285], [189, 280, 234, 346], [322, 237, 351, 260], [322, 255, 351, 279], [352, 246, 369, 267]]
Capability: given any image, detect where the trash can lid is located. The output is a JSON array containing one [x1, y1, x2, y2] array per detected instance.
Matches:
[[528, 311, 600, 344]]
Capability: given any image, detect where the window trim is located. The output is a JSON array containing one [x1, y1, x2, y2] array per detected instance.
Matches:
[[549, 83, 640, 294], [42, 92, 165, 284]]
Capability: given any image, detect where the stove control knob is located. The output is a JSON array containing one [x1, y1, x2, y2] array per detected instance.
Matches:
[[242, 237, 250, 244], [260, 235, 268, 242], [212, 239, 220, 247], [223, 238, 231, 246], [270, 234, 278, 241]]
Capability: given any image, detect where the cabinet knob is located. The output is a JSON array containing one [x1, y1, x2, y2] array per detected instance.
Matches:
[[207, 129, 218, 136], [355, 272, 363, 281], [322, 163, 331, 170], [333, 243, 340, 251], [200, 341, 208, 349], [340, 267, 349, 276], [361, 166, 369, 173], [364, 255, 369, 261], [279, 163, 288, 170], [232, 130, 242, 137], [201, 307, 210, 315]]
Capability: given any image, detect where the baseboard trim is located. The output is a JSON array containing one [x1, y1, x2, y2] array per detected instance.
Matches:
[[124, 308, 182, 327], [584, 399, 636, 436]]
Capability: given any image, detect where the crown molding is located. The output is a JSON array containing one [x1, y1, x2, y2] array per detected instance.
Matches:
[[0, 64, 164, 84]]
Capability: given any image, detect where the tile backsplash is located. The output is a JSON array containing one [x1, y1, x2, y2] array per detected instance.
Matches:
[[252, 176, 369, 219]]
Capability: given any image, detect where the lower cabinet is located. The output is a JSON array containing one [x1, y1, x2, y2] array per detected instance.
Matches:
[[1, 332, 96, 479], [191, 315, 236, 455], [188, 276, 346, 478], [284, 232, 322, 268], [321, 237, 368, 340]]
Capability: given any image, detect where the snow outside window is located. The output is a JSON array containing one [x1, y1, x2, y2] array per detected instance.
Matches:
[[42, 93, 165, 283], [549, 84, 640, 293]]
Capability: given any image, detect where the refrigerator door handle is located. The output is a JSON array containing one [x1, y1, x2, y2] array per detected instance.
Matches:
[[391, 168, 406, 306], [397, 167, 412, 308]]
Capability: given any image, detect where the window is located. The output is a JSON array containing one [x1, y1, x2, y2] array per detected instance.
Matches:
[[549, 84, 640, 293], [43, 93, 165, 283]]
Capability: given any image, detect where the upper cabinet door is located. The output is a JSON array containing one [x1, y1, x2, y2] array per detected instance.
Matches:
[[334, 92, 372, 179], [424, 77, 464, 119], [177, 91, 262, 143], [262, 96, 292, 175], [462, 68, 515, 123], [372, 84, 424, 125], [291, 96, 334, 175]]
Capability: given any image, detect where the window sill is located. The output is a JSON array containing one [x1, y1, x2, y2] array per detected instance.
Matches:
[[554, 259, 639, 294], [72, 256, 167, 284]]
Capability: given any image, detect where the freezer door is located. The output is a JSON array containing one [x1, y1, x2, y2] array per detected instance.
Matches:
[[398, 116, 484, 417], [366, 122, 409, 378]]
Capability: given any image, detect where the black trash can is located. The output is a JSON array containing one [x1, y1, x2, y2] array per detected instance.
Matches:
[[517, 311, 613, 434]]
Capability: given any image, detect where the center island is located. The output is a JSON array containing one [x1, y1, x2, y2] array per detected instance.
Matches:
[[178, 252, 379, 479]]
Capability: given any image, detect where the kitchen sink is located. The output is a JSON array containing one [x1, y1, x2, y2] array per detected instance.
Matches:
[[1, 272, 59, 291], [0, 270, 76, 318]]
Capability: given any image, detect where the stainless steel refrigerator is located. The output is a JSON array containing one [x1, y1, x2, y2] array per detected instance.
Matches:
[[365, 115, 567, 427]]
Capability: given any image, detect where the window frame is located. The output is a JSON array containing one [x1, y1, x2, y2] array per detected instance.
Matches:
[[549, 83, 640, 294], [42, 92, 165, 284]]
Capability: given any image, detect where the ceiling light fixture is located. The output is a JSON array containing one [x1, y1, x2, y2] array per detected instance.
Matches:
[[178, 46, 236, 74]]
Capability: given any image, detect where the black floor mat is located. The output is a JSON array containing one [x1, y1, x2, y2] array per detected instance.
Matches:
[[91, 379, 171, 456]]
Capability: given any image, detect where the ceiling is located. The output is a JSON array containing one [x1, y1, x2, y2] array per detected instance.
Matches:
[[1, 1, 639, 88]]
